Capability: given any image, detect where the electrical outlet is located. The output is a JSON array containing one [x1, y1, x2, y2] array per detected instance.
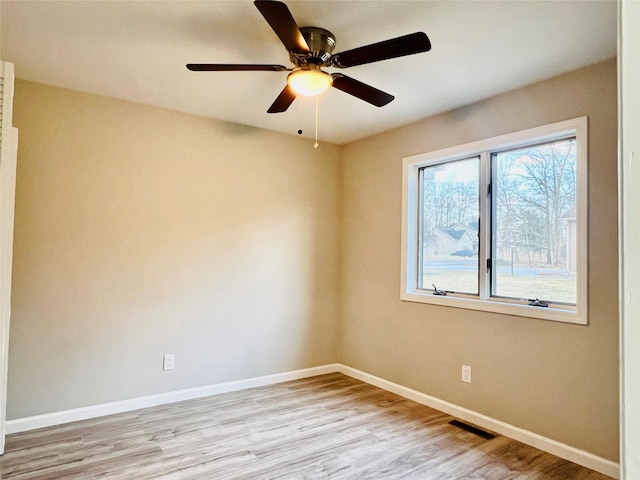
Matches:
[[163, 354, 175, 371], [462, 364, 471, 383]]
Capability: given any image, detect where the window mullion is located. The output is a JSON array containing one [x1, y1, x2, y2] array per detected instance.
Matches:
[[478, 151, 491, 300]]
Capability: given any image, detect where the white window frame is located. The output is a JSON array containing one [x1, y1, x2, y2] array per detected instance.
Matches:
[[401, 117, 588, 325]]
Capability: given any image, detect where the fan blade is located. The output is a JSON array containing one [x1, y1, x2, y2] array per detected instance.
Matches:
[[254, 1, 310, 54], [331, 74, 394, 107], [187, 64, 288, 72], [330, 32, 431, 68], [268, 85, 297, 113]]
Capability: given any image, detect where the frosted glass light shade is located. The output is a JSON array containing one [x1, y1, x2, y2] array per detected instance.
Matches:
[[287, 69, 333, 96]]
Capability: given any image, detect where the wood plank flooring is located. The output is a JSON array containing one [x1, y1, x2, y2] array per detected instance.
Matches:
[[0, 373, 612, 479]]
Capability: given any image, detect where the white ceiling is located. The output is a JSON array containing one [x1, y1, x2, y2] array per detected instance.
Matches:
[[1, 0, 617, 145]]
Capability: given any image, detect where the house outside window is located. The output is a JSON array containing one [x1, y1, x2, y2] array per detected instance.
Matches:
[[401, 117, 587, 324]]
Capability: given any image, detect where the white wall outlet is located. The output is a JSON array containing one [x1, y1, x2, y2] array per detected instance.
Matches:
[[462, 364, 472, 383], [163, 354, 175, 371]]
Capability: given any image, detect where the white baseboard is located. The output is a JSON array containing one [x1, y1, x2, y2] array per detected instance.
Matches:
[[5, 364, 340, 435], [336, 365, 619, 479], [6, 363, 619, 478]]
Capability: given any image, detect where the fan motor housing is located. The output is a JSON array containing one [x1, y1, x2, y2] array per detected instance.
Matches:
[[291, 27, 336, 66]]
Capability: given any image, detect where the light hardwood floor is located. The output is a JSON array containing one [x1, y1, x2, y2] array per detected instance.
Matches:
[[0, 373, 612, 479]]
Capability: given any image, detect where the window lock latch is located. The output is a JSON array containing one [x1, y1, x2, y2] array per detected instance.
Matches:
[[432, 284, 447, 296], [529, 298, 548, 307]]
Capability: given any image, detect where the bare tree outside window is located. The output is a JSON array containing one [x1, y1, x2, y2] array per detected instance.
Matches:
[[419, 139, 577, 304], [492, 138, 577, 304]]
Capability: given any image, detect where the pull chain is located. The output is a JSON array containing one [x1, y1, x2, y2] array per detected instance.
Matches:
[[314, 95, 319, 149]]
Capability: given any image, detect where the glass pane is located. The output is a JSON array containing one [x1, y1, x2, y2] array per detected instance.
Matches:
[[492, 138, 577, 304], [419, 157, 479, 294]]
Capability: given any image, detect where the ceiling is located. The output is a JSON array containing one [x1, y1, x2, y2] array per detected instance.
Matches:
[[1, 1, 617, 145]]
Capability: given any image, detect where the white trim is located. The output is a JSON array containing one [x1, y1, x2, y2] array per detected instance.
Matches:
[[6, 363, 619, 478], [619, 1, 640, 478], [0, 128, 17, 454], [337, 365, 620, 479], [0, 60, 16, 455], [5, 364, 339, 435], [401, 117, 588, 325]]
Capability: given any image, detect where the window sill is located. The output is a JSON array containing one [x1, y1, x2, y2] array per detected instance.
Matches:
[[400, 290, 587, 325]]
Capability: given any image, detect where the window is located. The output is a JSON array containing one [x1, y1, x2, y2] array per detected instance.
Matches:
[[419, 157, 480, 295], [401, 117, 587, 324]]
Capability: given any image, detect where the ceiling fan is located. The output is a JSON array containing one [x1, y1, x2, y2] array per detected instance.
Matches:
[[187, 0, 431, 113]]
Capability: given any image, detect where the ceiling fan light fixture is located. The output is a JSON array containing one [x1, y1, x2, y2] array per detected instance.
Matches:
[[287, 68, 333, 96], [187, 1, 431, 113]]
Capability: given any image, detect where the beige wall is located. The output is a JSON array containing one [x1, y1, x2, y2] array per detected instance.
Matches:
[[338, 59, 619, 461], [8, 80, 340, 419]]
